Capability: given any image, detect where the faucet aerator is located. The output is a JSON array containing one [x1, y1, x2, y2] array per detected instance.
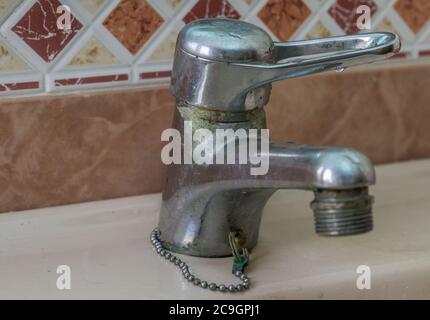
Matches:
[[311, 188, 374, 236]]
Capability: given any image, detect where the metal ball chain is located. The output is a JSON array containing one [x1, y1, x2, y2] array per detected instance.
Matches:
[[150, 228, 251, 293]]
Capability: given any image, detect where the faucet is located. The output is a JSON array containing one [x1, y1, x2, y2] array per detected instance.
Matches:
[[158, 19, 401, 257]]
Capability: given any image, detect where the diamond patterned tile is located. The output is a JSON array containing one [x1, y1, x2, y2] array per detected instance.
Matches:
[[0, 39, 31, 72], [0, 0, 19, 20], [11, 0, 83, 63], [394, 0, 430, 34], [329, 0, 377, 35], [67, 37, 119, 67], [374, 18, 403, 40], [166, 0, 184, 9], [103, 0, 164, 55], [183, 0, 240, 24], [258, 0, 311, 41], [78, 0, 107, 14], [148, 30, 179, 62], [304, 21, 331, 40], [374, 18, 396, 32], [0, 0, 424, 95]]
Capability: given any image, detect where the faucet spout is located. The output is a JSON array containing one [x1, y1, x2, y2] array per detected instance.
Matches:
[[263, 143, 375, 190], [159, 132, 375, 256]]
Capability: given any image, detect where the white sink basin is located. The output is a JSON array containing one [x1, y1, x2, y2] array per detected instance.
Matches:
[[1, 159, 430, 299]]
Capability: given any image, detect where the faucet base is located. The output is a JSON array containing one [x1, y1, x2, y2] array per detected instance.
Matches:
[[311, 187, 374, 236], [159, 189, 276, 258]]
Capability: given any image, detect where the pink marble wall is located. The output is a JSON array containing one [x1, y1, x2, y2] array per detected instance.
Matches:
[[1, 62, 429, 213], [0, 87, 174, 212]]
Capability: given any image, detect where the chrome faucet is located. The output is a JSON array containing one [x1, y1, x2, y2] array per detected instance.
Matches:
[[158, 19, 401, 257]]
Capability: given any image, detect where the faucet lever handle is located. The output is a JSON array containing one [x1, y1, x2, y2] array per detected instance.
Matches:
[[231, 33, 401, 84], [272, 33, 401, 63]]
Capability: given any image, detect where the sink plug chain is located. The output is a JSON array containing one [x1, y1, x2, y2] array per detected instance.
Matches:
[[150, 228, 251, 293]]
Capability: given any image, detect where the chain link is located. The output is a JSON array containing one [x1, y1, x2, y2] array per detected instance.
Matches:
[[150, 228, 251, 293]]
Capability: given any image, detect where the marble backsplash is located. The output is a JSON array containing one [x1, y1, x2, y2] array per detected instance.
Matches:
[[1, 61, 429, 213], [1, 1, 430, 212]]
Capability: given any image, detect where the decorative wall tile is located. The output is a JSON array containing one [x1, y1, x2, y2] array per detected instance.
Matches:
[[55, 74, 128, 86], [373, 17, 409, 58], [11, 0, 83, 62], [166, 0, 184, 9], [78, 0, 107, 14], [0, 39, 30, 71], [375, 18, 396, 33], [0, 0, 19, 20], [258, 0, 311, 41], [419, 50, 430, 57], [374, 18, 403, 40], [67, 37, 119, 67], [0, 81, 39, 91], [103, 0, 164, 55], [140, 70, 172, 80], [305, 21, 332, 40], [329, 0, 377, 34], [0, 0, 427, 95], [183, 0, 240, 24], [394, 0, 430, 34], [148, 30, 179, 62]]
